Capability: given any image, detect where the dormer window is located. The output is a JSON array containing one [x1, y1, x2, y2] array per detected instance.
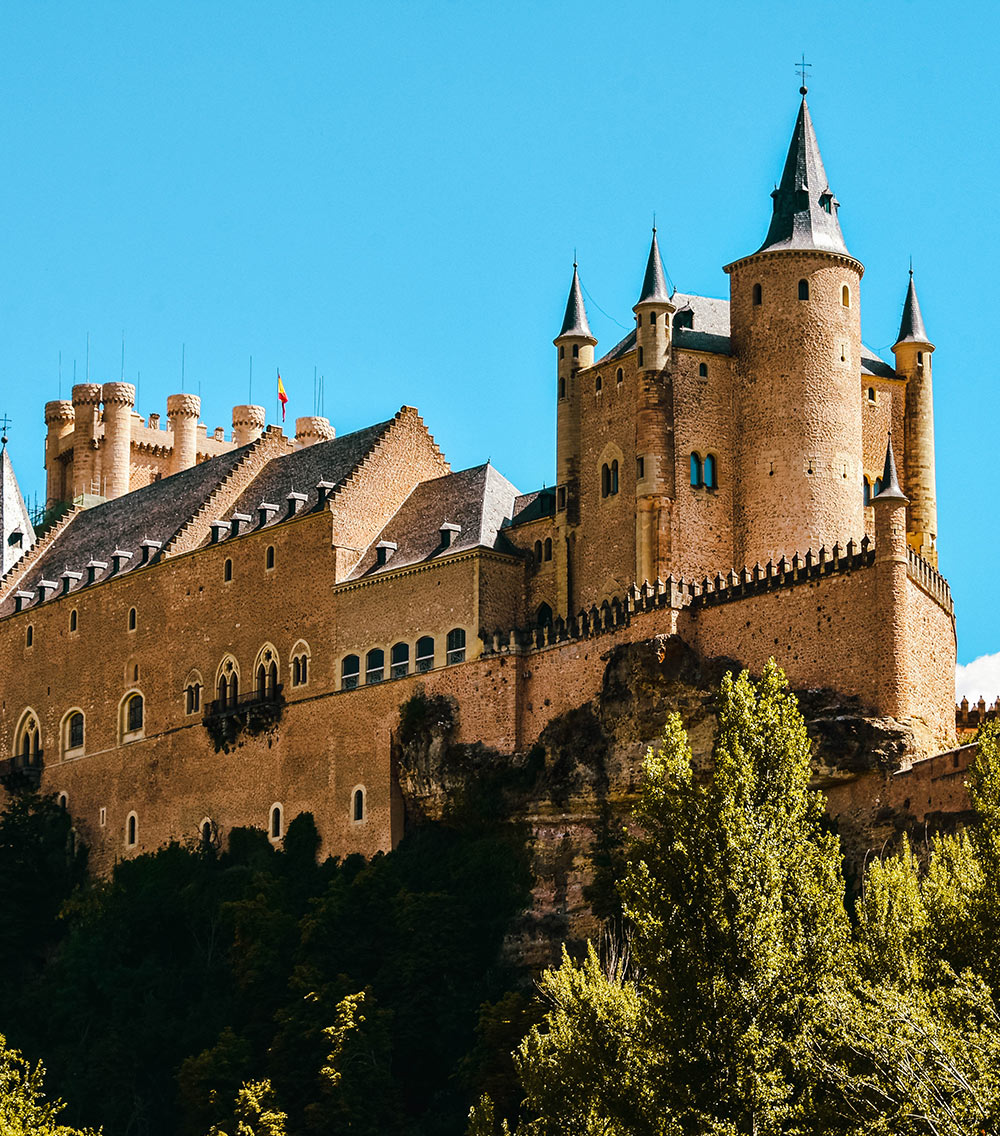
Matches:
[[820, 192, 833, 214]]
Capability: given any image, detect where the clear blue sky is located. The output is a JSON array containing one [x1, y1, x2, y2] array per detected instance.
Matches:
[[1, 2, 995, 664]]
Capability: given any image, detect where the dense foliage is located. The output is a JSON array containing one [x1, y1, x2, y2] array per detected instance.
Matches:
[[0, 798, 531, 1136], [472, 664, 1000, 1135]]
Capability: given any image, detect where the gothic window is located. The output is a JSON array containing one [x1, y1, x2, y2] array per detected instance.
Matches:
[[874, 477, 883, 496], [255, 647, 278, 699], [224, 558, 233, 582], [391, 642, 410, 680], [58, 792, 68, 809], [217, 658, 239, 707], [752, 283, 762, 305], [64, 711, 84, 754], [341, 654, 360, 690], [595, 374, 602, 393], [266, 546, 275, 570], [690, 452, 703, 487], [16, 715, 41, 769], [416, 636, 435, 673], [365, 648, 385, 685], [616, 367, 624, 384], [544, 537, 552, 561], [353, 787, 365, 823], [704, 454, 718, 489], [185, 683, 202, 713], [699, 362, 708, 377], [200, 819, 214, 848], [291, 643, 310, 687], [269, 803, 282, 841], [446, 628, 466, 665], [798, 279, 810, 301]]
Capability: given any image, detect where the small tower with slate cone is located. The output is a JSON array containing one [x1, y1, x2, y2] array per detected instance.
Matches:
[[873, 434, 911, 720], [892, 270, 937, 567]]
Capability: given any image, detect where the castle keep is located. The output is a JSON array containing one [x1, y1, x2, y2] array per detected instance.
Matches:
[[0, 92, 958, 870]]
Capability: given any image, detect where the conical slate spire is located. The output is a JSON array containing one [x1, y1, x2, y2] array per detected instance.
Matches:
[[874, 433, 908, 502], [635, 227, 670, 305], [756, 93, 851, 257], [894, 270, 930, 345], [556, 263, 595, 340]]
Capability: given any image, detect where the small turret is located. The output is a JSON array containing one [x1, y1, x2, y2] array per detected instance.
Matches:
[[892, 270, 937, 566], [632, 227, 673, 372], [101, 382, 136, 500], [70, 383, 102, 500], [44, 399, 74, 506], [872, 434, 911, 720], [232, 405, 266, 447], [167, 394, 202, 475]]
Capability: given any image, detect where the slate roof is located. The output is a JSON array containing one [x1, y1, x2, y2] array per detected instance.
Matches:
[[875, 434, 907, 501], [636, 229, 670, 305], [346, 463, 521, 579], [509, 488, 556, 527], [556, 264, 595, 340], [225, 420, 392, 524], [596, 292, 733, 364], [861, 348, 897, 379], [756, 95, 852, 258], [895, 272, 930, 345], [0, 443, 251, 615]]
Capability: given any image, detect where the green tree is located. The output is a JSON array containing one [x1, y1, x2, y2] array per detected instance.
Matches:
[[0, 1033, 98, 1136], [205, 1079, 286, 1136]]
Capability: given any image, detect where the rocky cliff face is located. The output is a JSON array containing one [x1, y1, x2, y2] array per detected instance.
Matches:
[[395, 634, 918, 969]]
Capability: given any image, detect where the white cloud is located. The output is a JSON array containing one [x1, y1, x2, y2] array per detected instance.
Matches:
[[955, 652, 1000, 704]]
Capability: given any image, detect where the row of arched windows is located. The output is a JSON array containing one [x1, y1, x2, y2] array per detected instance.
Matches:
[[12, 695, 145, 765], [340, 628, 467, 691], [863, 476, 884, 506], [690, 452, 718, 489], [533, 539, 553, 564], [224, 545, 276, 582], [752, 281, 851, 306]]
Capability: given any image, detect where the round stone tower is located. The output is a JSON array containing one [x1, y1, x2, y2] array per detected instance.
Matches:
[[726, 90, 864, 567], [232, 405, 266, 447], [100, 382, 136, 500], [295, 416, 336, 447], [44, 399, 75, 506], [167, 393, 202, 475], [70, 383, 103, 500]]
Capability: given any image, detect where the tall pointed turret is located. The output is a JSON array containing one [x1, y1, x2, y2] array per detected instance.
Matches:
[[0, 436, 36, 577], [892, 269, 937, 565], [636, 227, 670, 304], [874, 433, 907, 501], [556, 263, 594, 341], [894, 270, 930, 345], [757, 90, 850, 257]]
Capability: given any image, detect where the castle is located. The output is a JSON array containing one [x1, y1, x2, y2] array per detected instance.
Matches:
[[0, 90, 958, 871]]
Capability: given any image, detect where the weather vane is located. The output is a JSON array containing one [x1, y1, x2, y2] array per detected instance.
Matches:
[[796, 53, 811, 94], [0, 412, 10, 448]]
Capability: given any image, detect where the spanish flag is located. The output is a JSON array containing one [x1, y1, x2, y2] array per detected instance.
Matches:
[[277, 371, 288, 421]]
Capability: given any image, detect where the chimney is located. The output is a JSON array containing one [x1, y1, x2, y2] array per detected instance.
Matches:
[[60, 570, 83, 595], [286, 491, 308, 519], [140, 539, 162, 565], [440, 522, 462, 548], [86, 559, 108, 585], [257, 502, 278, 528], [376, 540, 398, 567], [210, 521, 229, 544], [111, 549, 133, 573]]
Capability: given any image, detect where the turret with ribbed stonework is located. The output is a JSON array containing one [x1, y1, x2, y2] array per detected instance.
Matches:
[[632, 228, 675, 585], [725, 88, 864, 567], [892, 270, 937, 566]]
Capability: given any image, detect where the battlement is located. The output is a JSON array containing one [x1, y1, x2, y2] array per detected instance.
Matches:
[[956, 696, 1000, 734], [906, 548, 953, 615]]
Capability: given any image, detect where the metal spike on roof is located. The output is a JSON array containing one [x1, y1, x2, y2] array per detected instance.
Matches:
[[894, 270, 930, 346], [756, 92, 851, 257], [636, 227, 671, 305], [874, 433, 908, 502], [556, 263, 595, 341]]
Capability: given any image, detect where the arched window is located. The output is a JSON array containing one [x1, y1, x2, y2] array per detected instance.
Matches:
[[638, 347, 644, 367], [867, 387, 876, 402], [126, 812, 138, 848], [124, 693, 144, 736], [416, 636, 435, 673], [601, 464, 610, 498], [366, 648, 385, 684], [352, 787, 365, 823], [390, 642, 410, 680], [690, 452, 703, 487], [533, 540, 542, 564], [69, 609, 78, 632], [616, 367, 623, 384], [752, 283, 762, 305], [842, 284, 851, 307], [254, 646, 278, 700], [25, 625, 33, 648], [917, 351, 924, 365], [558, 377, 566, 399], [128, 607, 137, 631], [64, 711, 84, 755], [446, 628, 466, 665], [703, 454, 717, 489], [536, 603, 553, 629], [874, 477, 883, 496], [649, 311, 657, 324], [291, 643, 310, 688], [224, 558, 233, 582], [200, 819, 214, 848], [559, 345, 565, 360], [543, 538, 552, 561], [863, 478, 871, 506], [798, 279, 809, 301], [698, 362, 708, 378], [15, 714, 41, 769], [610, 460, 619, 495], [595, 374, 602, 393], [572, 344, 579, 358], [185, 682, 201, 713], [269, 803, 282, 841], [266, 545, 275, 570], [341, 654, 360, 690], [58, 792, 68, 810]]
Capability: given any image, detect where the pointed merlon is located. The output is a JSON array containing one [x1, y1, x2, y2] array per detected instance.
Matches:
[[894, 270, 930, 346], [555, 262, 596, 342], [874, 433, 908, 502], [756, 92, 851, 257], [635, 227, 671, 305]]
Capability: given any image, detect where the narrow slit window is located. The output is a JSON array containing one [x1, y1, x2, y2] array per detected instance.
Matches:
[[752, 283, 762, 305], [270, 805, 282, 840], [610, 460, 619, 495], [616, 367, 624, 384], [544, 537, 552, 561], [842, 284, 850, 307], [224, 558, 233, 582], [128, 607, 137, 631], [703, 454, 717, 489], [70, 609, 78, 632], [353, 788, 365, 822], [266, 546, 275, 570], [798, 279, 809, 301]]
